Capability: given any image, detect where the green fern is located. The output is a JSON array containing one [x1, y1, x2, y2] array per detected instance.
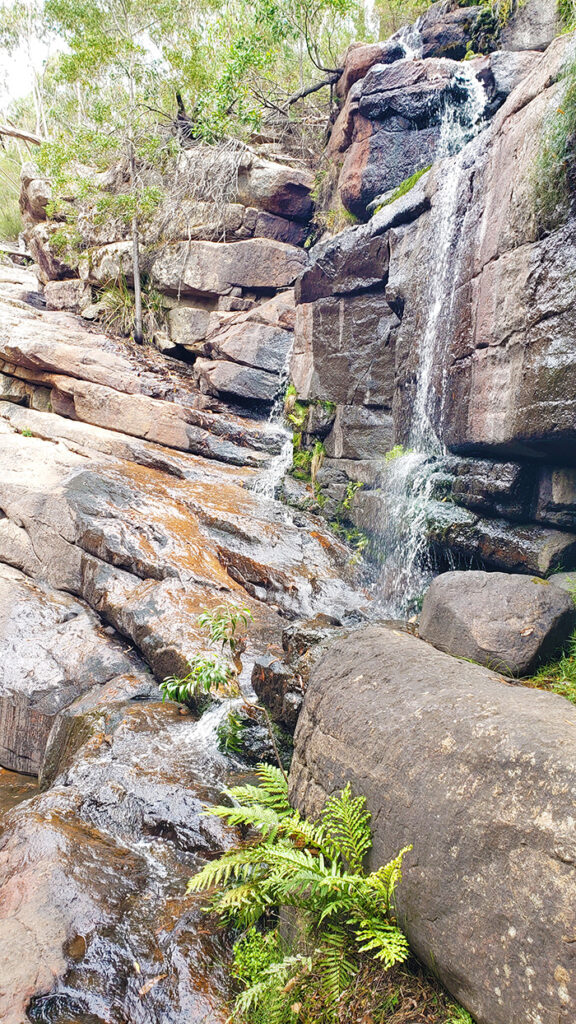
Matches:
[[188, 768, 412, 1022]]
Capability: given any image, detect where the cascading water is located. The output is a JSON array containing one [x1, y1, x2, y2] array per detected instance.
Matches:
[[376, 64, 488, 616], [250, 342, 294, 500], [392, 19, 423, 60]]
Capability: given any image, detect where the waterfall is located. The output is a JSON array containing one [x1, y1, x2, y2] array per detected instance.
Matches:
[[250, 342, 294, 500], [376, 65, 487, 616], [392, 19, 423, 60]]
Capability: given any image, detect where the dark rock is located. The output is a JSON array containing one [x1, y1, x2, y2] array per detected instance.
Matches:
[[251, 656, 303, 731], [194, 356, 280, 403], [290, 624, 576, 1024], [535, 467, 576, 531], [324, 405, 394, 460], [419, 569, 576, 675], [426, 501, 576, 575], [450, 456, 537, 521], [296, 223, 389, 303], [205, 321, 293, 375], [291, 293, 399, 405]]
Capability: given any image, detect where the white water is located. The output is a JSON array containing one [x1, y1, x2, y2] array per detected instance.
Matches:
[[250, 341, 294, 500], [392, 19, 423, 60], [376, 65, 488, 615]]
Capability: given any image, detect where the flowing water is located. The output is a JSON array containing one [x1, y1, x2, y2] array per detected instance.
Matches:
[[250, 341, 294, 500], [392, 19, 423, 60], [376, 65, 488, 615]]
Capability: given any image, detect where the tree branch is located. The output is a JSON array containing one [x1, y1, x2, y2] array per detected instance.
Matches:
[[285, 72, 341, 108], [0, 123, 44, 146]]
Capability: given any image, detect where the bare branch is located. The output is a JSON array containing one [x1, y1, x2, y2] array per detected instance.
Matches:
[[0, 124, 44, 146]]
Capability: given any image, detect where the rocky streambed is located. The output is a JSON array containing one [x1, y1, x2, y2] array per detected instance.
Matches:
[[0, 263, 367, 1022]]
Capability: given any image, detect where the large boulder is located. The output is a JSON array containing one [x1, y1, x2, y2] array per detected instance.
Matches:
[[290, 624, 576, 1024], [150, 238, 307, 297], [500, 0, 560, 52], [419, 569, 576, 675]]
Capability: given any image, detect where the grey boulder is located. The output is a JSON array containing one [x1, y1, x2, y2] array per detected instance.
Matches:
[[419, 570, 576, 676], [290, 624, 576, 1024]]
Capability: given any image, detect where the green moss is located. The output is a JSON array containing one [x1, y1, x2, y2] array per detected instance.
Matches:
[[532, 55, 576, 233], [384, 444, 413, 463], [373, 166, 431, 215]]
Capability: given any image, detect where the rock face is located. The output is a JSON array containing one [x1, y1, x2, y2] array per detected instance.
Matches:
[[419, 570, 576, 675], [292, 31, 576, 579], [290, 625, 576, 1024]]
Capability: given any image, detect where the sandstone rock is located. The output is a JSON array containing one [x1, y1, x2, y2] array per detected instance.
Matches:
[[450, 456, 537, 521], [290, 624, 576, 1024], [536, 467, 576, 532], [419, 569, 576, 675], [417, 2, 486, 60], [0, 563, 147, 774], [426, 501, 576, 576], [548, 571, 576, 595], [167, 305, 212, 348], [500, 0, 560, 52], [292, 293, 398, 405], [44, 278, 93, 313], [237, 157, 314, 221], [20, 164, 51, 222], [194, 356, 280, 403], [78, 240, 135, 286], [336, 41, 403, 100], [296, 222, 389, 302], [25, 222, 78, 283], [205, 321, 293, 375], [151, 238, 307, 297], [253, 210, 307, 246], [324, 405, 394, 460]]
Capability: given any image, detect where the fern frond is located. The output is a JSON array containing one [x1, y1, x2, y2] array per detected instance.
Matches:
[[207, 802, 284, 835], [254, 763, 290, 805], [367, 845, 413, 908], [353, 919, 411, 968], [321, 784, 372, 873], [317, 926, 357, 1019]]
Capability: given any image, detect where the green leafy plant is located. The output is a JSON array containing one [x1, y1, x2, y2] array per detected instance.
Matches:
[[217, 709, 245, 754], [20, 427, 33, 437], [373, 165, 431, 215], [188, 766, 411, 1023], [384, 444, 413, 463], [161, 653, 235, 703], [99, 277, 168, 342], [198, 602, 253, 653]]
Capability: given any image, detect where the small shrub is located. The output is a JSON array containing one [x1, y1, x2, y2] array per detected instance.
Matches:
[[198, 602, 253, 653], [160, 653, 236, 703], [188, 767, 412, 1023], [20, 427, 33, 438], [99, 276, 168, 341]]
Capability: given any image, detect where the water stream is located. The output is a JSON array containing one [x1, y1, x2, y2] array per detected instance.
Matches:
[[376, 65, 487, 615], [250, 341, 294, 500]]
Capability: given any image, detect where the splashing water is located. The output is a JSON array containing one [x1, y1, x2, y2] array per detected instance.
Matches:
[[392, 19, 423, 60], [250, 340, 294, 500], [376, 64, 487, 616]]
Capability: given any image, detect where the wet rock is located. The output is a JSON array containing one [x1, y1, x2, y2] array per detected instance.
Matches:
[[418, 2, 487, 60], [150, 238, 307, 297], [324, 405, 394, 460], [0, 563, 149, 774], [336, 41, 403, 100], [535, 467, 576, 531], [426, 501, 576, 575], [292, 293, 398, 405], [0, 700, 234, 1024], [450, 456, 537, 521], [419, 569, 576, 676], [338, 57, 480, 217], [290, 624, 576, 1024], [44, 279, 93, 313]]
